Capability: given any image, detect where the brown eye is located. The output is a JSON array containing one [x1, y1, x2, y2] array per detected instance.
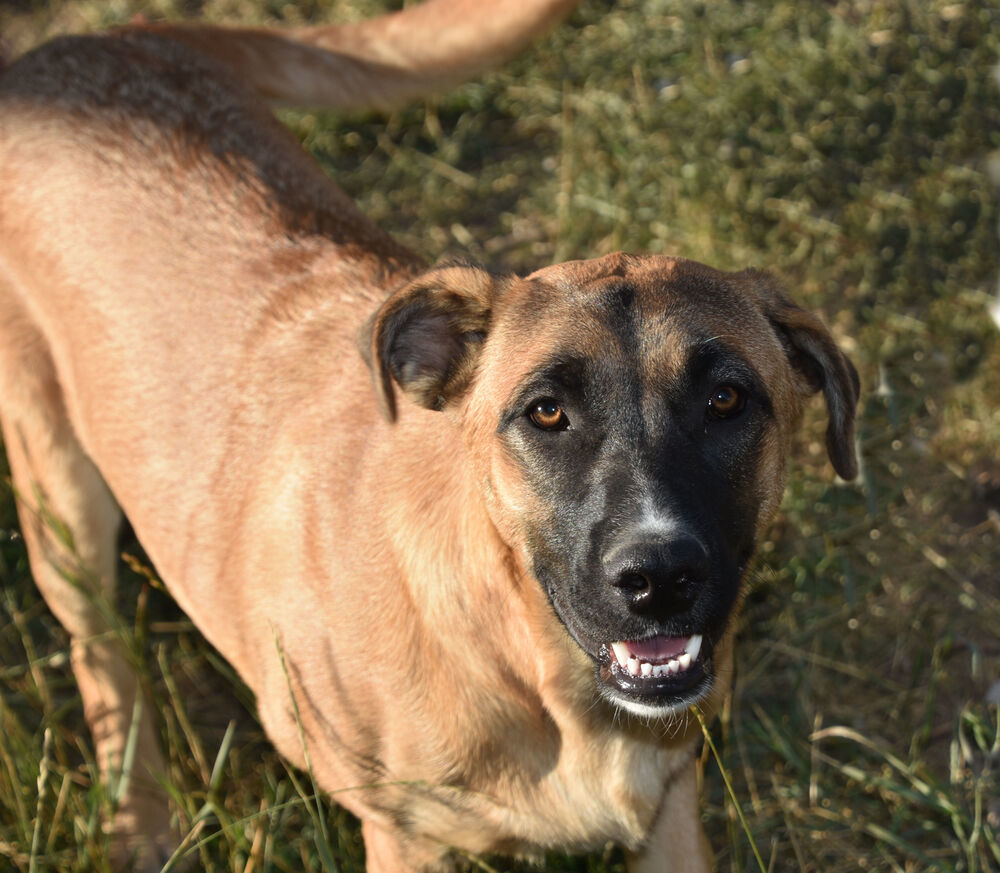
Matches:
[[529, 399, 568, 431], [707, 385, 746, 419]]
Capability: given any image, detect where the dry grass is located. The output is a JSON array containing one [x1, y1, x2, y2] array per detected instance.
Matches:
[[1, 0, 998, 870]]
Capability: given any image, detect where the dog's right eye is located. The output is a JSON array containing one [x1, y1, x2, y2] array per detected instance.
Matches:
[[528, 399, 569, 431]]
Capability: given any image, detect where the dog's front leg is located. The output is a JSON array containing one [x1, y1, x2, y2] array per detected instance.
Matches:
[[625, 757, 713, 873], [361, 819, 455, 873], [0, 306, 173, 871]]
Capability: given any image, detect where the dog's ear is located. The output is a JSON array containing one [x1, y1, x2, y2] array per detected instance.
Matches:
[[745, 270, 861, 480], [360, 263, 497, 421]]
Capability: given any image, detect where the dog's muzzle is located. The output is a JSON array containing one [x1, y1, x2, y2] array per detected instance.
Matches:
[[593, 533, 721, 715]]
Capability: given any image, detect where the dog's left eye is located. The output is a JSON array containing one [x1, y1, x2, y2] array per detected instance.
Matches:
[[528, 399, 569, 431], [706, 385, 746, 420]]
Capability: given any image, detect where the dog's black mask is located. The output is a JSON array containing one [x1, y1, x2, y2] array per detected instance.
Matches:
[[497, 307, 770, 716]]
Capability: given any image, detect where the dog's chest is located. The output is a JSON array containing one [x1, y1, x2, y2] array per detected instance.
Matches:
[[416, 720, 682, 857], [511, 728, 677, 850]]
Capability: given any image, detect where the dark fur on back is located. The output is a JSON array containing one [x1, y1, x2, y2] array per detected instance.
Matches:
[[2, 32, 420, 274]]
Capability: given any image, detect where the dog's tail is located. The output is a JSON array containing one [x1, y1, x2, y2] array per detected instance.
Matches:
[[134, 0, 577, 110]]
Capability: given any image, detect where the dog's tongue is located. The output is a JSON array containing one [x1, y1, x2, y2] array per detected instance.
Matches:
[[627, 635, 689, 661]]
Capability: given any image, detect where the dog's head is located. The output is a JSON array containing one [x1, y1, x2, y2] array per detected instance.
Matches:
[[363, 253, 859, 718]]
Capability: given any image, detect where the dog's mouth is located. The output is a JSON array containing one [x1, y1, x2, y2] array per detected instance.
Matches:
[[596, 633, 712, 715]]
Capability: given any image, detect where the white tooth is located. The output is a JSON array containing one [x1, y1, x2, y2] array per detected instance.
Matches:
[[678, 652, 692, 671], [686, 635, 703, 662], [667, 659, 680, 676], [627, 656, 640, 676], [640, 661, 653, 677], [611, 642, 630, 668]]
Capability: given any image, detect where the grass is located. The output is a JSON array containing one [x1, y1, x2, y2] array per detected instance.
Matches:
[[1, 0, 999, 869]]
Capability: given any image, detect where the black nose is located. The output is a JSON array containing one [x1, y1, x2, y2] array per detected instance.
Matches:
[[606, 535, 710, 618]]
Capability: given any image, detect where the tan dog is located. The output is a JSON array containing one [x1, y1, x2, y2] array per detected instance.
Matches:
[[0, 3, 859, 871]]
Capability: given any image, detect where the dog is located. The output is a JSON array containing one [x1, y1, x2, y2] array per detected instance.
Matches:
[[0, 2, 859, 870]]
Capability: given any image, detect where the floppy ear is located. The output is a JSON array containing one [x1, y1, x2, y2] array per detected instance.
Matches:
[[360, 263, 498, 421], [745, 270, 861, 480]]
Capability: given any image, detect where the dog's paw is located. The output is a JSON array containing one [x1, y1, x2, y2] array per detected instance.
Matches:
[[108, 790, 178, 873]]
